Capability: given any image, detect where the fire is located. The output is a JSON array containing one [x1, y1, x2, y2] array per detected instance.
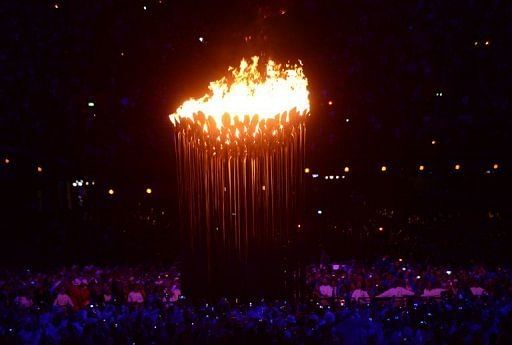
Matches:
[[169, 56, 309, 149]]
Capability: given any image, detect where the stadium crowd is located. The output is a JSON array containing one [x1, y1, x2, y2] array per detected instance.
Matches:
[[307, 258, 511, 301], [1, 260, 512, 344]]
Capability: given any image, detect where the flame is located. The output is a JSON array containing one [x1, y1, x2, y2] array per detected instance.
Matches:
[[169, 56, 309, 140]]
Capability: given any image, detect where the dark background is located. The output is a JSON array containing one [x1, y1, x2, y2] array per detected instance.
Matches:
[[1, 0, 512, 267]]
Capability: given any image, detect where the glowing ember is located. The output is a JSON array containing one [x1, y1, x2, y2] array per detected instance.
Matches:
[[169, 56, 309, 148]]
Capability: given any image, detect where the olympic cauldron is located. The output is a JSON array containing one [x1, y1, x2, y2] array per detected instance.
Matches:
[[169, 57, 310, 298]]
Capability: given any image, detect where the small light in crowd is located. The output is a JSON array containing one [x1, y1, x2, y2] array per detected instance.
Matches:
[[335, 175, 339, 179], [262, 185, 266, 190], [398, 258, 403, 262], [297, 224, 301, 228], [328, 100, 333, 106], [72, 182, 77, 187], [85, 181, 89, 185], [341, 175, 346, 179], [324, 175, 329, 180], [416, 275, 421, 279], [143, 5, 147, 10], [4, 157, 9, 164], [54, 3, 59, 9], [37, 166, 43, 173], [431, 139, 437, 145], [198, 36, 204, 43], [88, 101, 95, 107], [304, 167, 310, 173], [120, 52, 125, 57], [418, 165, 425, 171], [146, 188, 152, 194], [329, 175, 334, 180], [345, 118, 350, 123], [435, 91, 443, 97], [446, 270, 452, 275], [381, 165, 387, 172], [312, 173, 319, 178], [454, 164, 461, 171], [474, 41, 479, 47], [493, 163, 499, 170], [108, 188, 115, 195], [344, 166, 350, 173], [317, 210, 323, 215], [485, 40, 490, 46], [402, 267, 407, 271], [378, 227, 384, 232]]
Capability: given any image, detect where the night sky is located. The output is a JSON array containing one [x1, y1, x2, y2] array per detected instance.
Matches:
[[2, 1, 512, 265], [4, 1, 512, 180]]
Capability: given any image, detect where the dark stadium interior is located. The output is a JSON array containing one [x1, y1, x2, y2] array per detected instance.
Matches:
[[2, 1, 512, 343]]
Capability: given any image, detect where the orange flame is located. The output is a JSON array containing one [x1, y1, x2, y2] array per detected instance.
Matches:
[[169, 57, 309, 144]]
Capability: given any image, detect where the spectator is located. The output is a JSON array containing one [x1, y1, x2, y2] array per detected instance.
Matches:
[[127, 284, 145, 304], [14, 290, 33, 308], [53, 286, 74, 309]]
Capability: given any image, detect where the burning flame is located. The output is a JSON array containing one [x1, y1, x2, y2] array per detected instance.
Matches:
[[169, 57, 309, 142]]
